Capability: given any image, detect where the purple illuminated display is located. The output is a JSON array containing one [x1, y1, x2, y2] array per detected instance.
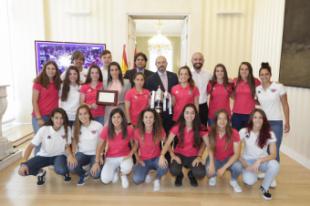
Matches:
[[35, 40, 106, 74]]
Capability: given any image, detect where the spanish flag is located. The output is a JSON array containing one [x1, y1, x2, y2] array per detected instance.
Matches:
[[121, 44, 128, 74]]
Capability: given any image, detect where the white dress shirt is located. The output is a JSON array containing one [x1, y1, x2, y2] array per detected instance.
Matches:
[[191, 68, 211, 104]]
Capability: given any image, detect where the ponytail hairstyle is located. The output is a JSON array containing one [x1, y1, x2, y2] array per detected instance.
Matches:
[[259, 62, 272, 76], [46, 108, 69, 142], [73, 104, 93, 143], [177, 103, 201, 148], [136, 108, 163, 144]]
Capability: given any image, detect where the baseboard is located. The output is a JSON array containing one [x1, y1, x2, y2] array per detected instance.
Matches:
[[0, 150, 22, 171], [281, 145, 310, 170]]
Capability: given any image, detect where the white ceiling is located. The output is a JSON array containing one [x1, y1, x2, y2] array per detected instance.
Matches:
[[134, 19, 184, 36]]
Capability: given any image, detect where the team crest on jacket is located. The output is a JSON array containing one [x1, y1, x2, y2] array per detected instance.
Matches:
[[47, 135, 51, 139], [91, 130, 97, 134], [271, 89, 277, 93]]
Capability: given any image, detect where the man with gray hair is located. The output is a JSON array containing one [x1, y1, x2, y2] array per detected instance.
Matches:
[[145, 56, 178, 133]]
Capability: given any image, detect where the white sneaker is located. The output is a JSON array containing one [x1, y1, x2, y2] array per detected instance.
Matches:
[[270, 179, 277, 188], [121, 175, 129, 189], [145, 173, 152, 184], [208, 177, 217, 186], [258, 172, 265, 179], [153, 179, 160, 192], [230, 180, 242, 193], [112, 172, 119, 183]]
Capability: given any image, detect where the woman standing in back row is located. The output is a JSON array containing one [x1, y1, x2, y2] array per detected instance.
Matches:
[[60, 65, 80, 126], [103, 62, 131, 124], [207, 63, 233, 125], [125, 72, 150, 127], [171, 66, 199, 123], [256, 62, 290, 162], [80, 64, 105, 125], [232, 62, 260, 131], [32, 61, 61, 134]]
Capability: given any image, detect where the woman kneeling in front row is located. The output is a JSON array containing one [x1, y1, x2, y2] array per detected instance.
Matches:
[[132, 108, 168, 191], [203, 109, 243, 193], [18, 108, 76, 185], [159, 104, 206, 187], [90, 108, 137, 189], [236, 108, 279, 200]]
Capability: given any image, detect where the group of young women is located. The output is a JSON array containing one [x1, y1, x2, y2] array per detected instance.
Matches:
[[19, 51, 290, 201]]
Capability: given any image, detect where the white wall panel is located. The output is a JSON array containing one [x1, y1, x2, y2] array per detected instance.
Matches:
[[203, 0, 255, 76], [251, 0, 310, 168]]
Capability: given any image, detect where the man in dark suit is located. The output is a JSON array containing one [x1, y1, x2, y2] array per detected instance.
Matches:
[[145, 56, 179, 134], [124, 52, 154, 87]]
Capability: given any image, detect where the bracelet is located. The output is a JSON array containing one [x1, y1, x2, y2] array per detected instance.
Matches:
[[20, 161, 27, 166], [36, 117, 42, 120]]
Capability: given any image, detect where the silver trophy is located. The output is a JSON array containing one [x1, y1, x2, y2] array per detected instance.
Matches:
[[151, 86, 172, 114]]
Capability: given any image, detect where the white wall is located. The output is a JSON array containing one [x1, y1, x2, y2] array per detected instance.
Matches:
[[251, 0, 285, 79], [251, 0, 310, 169], [202, 0, 255, 76], [45, 0, 109, 44], [0, 0, 12, 86], [44, 0, 204, 66], [45, 0, 255, 75], [1, 0, 45, 123], [0, 0, 14, 122]]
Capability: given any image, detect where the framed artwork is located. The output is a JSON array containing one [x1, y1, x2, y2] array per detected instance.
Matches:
[[279, 0, 310, 88]]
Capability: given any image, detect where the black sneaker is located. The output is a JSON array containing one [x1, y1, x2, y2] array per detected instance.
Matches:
[[77, 175, 85, 186], [260, 186, 272, 200], [37, 169, 46, 185], [64, 174, 71, 183], [175, 174, 183, 187], [188, 171, 198, 187]]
